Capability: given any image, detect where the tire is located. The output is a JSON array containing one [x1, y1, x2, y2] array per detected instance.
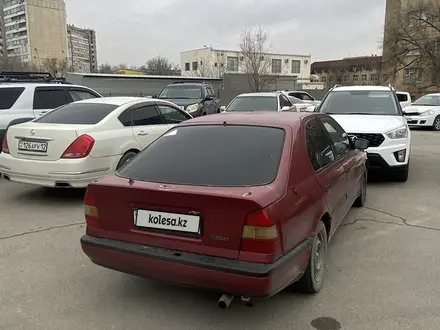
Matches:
[[394, 163, 409, 182], [116, 151, 138, 170], [433, 115, 440, 131], [294, 221, 328, 294], [353, 173, 367, 207]]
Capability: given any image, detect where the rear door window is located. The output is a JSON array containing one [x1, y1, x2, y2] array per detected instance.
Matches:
[[68, 89, 100, 101], [33, 88, 70, 109], [131, 105, 165, 126], [0, 87, 25, 110], [397, 93, 408, 102], [305, 118, 335, 170], [33, 103, 118, 124], [118, 125, 286, 186]]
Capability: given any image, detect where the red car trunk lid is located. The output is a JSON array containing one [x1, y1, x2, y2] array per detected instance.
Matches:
[[87, 176, 281, 260]]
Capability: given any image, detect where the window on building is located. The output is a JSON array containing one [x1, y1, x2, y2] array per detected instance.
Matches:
[[272, 59, 282, 74], [404, 68, 421, 84], [406, 46, 421, 56], [361, 74, 367, 82], [321, 76, 326, 82], [185, 62, 190, 71], [291, 60, 301, 74], [352, 75, 358, 82], [344, 76, 349, 82], [329, 76, 334, 83], [226, 56, 239, 71], [192, 61, 198, 71]]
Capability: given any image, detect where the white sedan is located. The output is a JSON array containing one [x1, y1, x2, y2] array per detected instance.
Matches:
[[403, 93, 440, 131], [220, 92, 296, 112], [0, 97, 192, 188]]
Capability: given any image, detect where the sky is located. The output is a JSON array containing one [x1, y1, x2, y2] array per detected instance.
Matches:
[[66, 0, 386, 67]]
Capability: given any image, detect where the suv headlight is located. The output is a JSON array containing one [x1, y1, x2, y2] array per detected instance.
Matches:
[[421, 109, 435, 116], [385, 126, 408, 139], [186, 103, 199, 113]]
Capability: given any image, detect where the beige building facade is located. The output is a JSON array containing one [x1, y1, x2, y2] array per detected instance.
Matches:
[[3, 0, 68, 68]]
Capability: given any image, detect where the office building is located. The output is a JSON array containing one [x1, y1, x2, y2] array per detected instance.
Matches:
[[67, 24, 97, 73]]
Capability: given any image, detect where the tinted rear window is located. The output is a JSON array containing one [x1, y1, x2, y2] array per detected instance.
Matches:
[[118, 125, 286, 186], [227, 96, 278, 112], [34, 103, 118, 124], [0, 87, 25, 110], [397, 93, 408, 102]]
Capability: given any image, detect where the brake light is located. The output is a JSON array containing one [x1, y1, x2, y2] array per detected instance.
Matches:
[[241, 209, 278, 254], [84, 189, 99, 228], [62, 134, 95, 159], [1, 134, 9, 154]]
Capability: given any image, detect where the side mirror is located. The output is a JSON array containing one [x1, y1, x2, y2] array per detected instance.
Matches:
[[152, 94, 158, 98], [354, 138, 369, 150], [281, 106, 291, 111], [203, 95, 214, 102], [220, 105, 226, 111]]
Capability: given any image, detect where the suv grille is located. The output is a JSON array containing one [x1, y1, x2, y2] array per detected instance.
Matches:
[[348, 133, 385, 147]]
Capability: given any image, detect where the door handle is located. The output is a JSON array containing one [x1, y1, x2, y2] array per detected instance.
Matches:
[[137, 131, 148, 136]]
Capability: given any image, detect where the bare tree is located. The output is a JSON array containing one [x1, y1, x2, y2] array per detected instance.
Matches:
[[0, 56, 37, 72], [146, 56, 179, 75], [98, 63, 114, 73], [239, 26, 272, 91], [382, 0, 440, 93], [42, 57, 68, 77]]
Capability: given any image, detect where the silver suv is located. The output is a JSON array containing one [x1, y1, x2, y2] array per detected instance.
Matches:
[[0, 72, 102, 145]]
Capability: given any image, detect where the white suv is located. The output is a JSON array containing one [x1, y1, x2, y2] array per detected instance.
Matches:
[[0, 72, 102, 145], [316, 85, 411, 182]]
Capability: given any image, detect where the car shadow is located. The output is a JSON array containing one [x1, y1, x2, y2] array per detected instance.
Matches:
[[11, 186, 86, 205]]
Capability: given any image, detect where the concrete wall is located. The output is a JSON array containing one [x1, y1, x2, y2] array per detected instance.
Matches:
[[65, 73, 223, 97], [27, 0, 68, 65]]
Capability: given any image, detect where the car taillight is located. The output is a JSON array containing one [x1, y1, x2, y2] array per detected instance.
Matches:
[[84, 189, 99, 228], [62, 134, 95, 159], [2, 134, 9, 154], [241, 209, 278, 254]]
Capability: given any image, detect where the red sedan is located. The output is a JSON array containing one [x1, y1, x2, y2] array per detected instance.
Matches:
[[81, 111, 369, 308]]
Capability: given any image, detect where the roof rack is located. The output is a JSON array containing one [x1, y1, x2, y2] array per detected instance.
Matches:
[[0, 72, 69, 84]]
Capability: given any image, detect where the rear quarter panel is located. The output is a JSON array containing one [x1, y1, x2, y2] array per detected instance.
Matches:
[[78, 120, 141, 159], [275, 121, 329, 255]]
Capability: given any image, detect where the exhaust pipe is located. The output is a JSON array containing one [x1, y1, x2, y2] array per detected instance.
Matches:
[[218, 294, 234, 309]]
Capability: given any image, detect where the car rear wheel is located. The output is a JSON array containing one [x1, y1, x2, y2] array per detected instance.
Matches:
[[394, 163, 409, 182], [353, 173, 367, 207], [433, 115, 440, 131], [294, 221, 328, 294], [116, 151, 138, 170]]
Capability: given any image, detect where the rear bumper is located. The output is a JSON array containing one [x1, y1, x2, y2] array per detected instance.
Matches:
[[81, 234, 312, 298], [0, 153, 119, 188]]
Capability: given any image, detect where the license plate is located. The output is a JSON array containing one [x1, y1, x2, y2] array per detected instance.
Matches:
[[134, 209, 201, 234], [18, 140, 48, 152]]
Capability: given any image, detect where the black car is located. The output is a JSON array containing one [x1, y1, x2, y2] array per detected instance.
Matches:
[[153, 82, 220, 117]]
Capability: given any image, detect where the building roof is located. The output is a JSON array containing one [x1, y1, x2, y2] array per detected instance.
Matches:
[[181, 111, 313, 129], [311, 55, 383, 73], [181, 47, 311, 58]]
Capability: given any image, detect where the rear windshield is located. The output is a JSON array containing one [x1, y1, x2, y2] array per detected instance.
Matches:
[[0, 87, 25, 110], [319, 90, 400, 115], [226, 96, 278, 112], [34, 103, 119, 124], [118, 125, 286, 187]]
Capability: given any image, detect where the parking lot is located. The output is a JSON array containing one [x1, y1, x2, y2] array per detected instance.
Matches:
[[0, 130, 439, 330]]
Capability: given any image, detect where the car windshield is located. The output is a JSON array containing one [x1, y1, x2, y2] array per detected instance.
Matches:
[[412, 95, 440, 106], [226, 96, 278, 112], [158, 85, 202, 99], [319, 90, 399, 115], [118, 125, 286, 187], [33, 103, 119, 124]]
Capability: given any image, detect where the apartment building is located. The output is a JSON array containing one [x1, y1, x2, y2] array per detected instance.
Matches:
[[67, 24, 97, 73], [2, 0, 68, 67], [382, 0, 440, 94], [311, 55, 382, 89], [181, 47, 312, 82]]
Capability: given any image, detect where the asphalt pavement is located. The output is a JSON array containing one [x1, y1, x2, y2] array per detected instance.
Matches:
[[1, 130, 439, 330]]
